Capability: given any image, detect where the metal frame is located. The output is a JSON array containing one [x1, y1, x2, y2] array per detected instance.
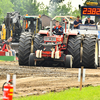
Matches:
[[52, 16, 70, 33]]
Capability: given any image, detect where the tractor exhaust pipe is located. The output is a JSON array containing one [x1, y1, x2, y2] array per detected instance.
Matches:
[[50, 21, 52, 36]]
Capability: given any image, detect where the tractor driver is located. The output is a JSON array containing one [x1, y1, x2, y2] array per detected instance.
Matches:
[[52, 21, 63, 35]]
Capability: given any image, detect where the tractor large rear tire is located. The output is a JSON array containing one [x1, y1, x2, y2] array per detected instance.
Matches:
[[32, 34, 44, 66], [18, 32, 32, 66], [82, 35, 98, 68], [67, 36, 75, 56], [33, 34, 44, 53], [67, 35, 81, 68], [73, 35, 81, 68]]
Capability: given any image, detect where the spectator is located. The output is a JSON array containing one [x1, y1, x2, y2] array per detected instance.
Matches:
[[85, 16, 95, 25], [2, 37, 15, 56], [74, 16, 82, 29]]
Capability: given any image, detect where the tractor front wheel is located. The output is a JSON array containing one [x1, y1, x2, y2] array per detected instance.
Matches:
[[18, 32, 32, 66], [65, 55, 73, 68], [29, 53, 36, 66], [82, 35, 98, 68]]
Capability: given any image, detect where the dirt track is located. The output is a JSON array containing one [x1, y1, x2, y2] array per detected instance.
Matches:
[[0, 61, 100, 98]]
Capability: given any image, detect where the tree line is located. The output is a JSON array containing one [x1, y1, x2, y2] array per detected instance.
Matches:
[[0, 0, 84, 24]]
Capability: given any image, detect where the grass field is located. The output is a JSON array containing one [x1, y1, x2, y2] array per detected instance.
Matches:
[[13, 86, 100, 100]]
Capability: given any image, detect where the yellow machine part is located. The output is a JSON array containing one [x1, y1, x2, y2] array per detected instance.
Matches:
[[10, 24, 13, 37], [1, 24, 6, 40], [86, 2, 98, 6], [11, 30, 13, 37]]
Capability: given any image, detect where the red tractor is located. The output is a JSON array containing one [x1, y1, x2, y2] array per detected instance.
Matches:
[[28, 16, 77, 67], [19, 15, 99, 68]]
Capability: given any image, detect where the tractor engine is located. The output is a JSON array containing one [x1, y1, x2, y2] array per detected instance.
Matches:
[[35, 35, 63, 59]]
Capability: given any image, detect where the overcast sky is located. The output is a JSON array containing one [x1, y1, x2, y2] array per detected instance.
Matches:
[[37, 0, 86, 10]]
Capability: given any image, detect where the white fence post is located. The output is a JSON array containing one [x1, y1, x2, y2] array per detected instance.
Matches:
[[13, 74, 16, 92]]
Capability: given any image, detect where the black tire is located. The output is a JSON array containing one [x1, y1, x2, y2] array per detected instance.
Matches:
[[18, 32, 32, 65], [33, 34, 44, 53], [33, 34, 44, 66], [65, 55, 73, 68], [29, 53, 35, 66], [82, 35, 98, 68], [67, 35, 81, 68], [67, 36, 75, 56], [73, 35, 82, 68]]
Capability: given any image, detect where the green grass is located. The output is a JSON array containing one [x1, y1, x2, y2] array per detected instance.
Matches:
[[13, 86, 100, 100], [0, 56, 15, 61]]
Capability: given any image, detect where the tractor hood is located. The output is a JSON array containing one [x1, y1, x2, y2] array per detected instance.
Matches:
[[44, 35, 63, 43]]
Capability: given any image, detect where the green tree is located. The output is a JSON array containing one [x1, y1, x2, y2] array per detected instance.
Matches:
[[0, 8, 3, 25], [39, 2, 49, 15], [58, 2, 72, 16], [0, 0, 14, 25], [0, 0, 14, 16], [72, 8, 81, 17], [50, 0, 64, 3], [48, 2, 58, 17], [11, 0, 27, 15], [49, 1, 72, 18], [23, 0, 40, 15], [10, 0, 40, 15]]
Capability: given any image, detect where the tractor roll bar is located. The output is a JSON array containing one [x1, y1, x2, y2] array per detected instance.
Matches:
[[50, 21, 53, 36]]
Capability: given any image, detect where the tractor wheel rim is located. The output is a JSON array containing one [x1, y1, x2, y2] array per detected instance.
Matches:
[[70, 56, 73, 68]]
